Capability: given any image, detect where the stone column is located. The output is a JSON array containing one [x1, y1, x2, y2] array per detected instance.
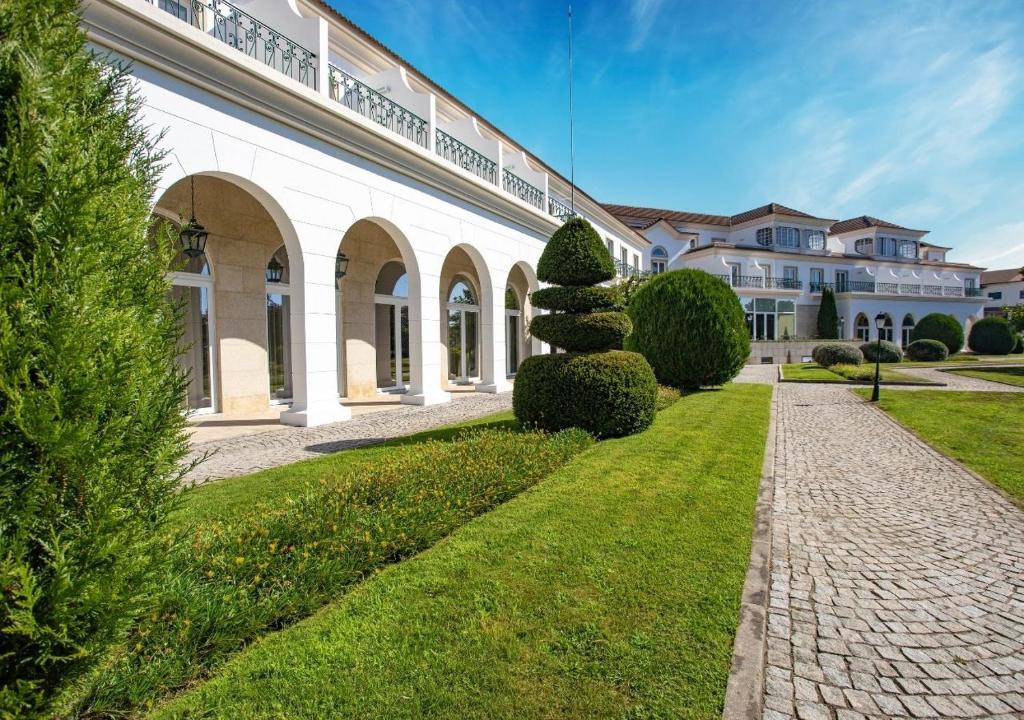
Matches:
[[476, 274, 513, 393], [401, 250, 450, 406]]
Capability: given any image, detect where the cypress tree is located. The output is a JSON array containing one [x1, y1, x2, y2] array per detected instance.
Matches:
[[0, 1, 189, 715], [816, 287, 840, 339]]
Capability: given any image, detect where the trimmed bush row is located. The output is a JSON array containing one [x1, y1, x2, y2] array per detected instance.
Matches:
[[528, 311, 632, 352], [829, 363, 877, 381], [905, 339, 949, 362], [860, 339, 903, 363], [968, 316, 1017, 355], [911, 313, 964, 354], [79, 428, 592, 716], [530, 285, 623, 313], [812, 343, 863, 367]]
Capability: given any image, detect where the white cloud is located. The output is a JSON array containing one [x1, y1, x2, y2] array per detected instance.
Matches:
[[960, 221, 1024, 269], [626, 0, 664, 51]]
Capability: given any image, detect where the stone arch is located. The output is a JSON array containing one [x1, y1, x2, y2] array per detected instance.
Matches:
[[854, 313, 870, 342], [439, 244, 494, 388], [504, 261, 539, 374]]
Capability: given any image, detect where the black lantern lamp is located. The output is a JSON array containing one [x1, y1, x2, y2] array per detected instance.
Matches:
[[179, 177, 209, 259], [266, 256, 284, 283], [335, 251, 350, 281], [871, 312, 886, 402]]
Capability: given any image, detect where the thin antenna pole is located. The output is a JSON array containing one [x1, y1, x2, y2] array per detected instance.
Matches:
[[568, 5, 575, 214]]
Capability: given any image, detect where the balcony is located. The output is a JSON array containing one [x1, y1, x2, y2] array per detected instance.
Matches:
[[548, 195, 574, 222], [434, 129, 497, 184], [152, 0, 317, 90], [328, 66, 428, 149], [714, 275, 802, 290], [502, 170, 544, 211], [808, 281, 980, 298]]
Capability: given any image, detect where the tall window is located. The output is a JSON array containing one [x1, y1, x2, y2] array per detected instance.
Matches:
[[447, 277, 479, 382], [810, 268, 824, 291], [606, 238, 614, 256], [266, 246, 292, 401], [901, 315, 915, 347], [854, 238, 873, 255], [756, 227, 773, 246], [729, 263, 741, 286], [855, 314, 870, 341], [650, 245, 668, 274], [876, 237, 898, 257], [620, 247, 628, 276], [776, 226, 800, 249], [741, 298, 796, 340], [805, 230, 825, 250], [879, 314, 894, 342], [633, 252, 640, 275], [506, 287, 521, 377], [782, 266, 799, 288], [898, 240, 917, 259]]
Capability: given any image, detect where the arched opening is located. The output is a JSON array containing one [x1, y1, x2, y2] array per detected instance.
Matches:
[[265, 245, 292, 401], [854, 313, 870, 342], [651, 245, 668, 274], [901, 314, 915, 347], [879, 313, 894, 343], [446, 275, 480, 383], [374, 261, 409, 391]]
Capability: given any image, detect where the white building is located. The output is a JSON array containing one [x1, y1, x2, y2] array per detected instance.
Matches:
[[604, 203, 986, 352], [83, 0, 648, 426], [981, 268, 1024, 315]]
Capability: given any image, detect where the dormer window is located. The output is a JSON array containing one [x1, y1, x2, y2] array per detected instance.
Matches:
[[756, 227, 773, 246], [776, 227, 800, 249], [898, 240, 917, 259], [877, 237, 898, 256], [855, 238, 873, 255], [805, 231, 825, 251]]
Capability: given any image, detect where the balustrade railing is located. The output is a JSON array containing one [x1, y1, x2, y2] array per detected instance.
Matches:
[[434, 129, 497, 184], [768, 277, 803, 290], [899, 284, 921, 295], [328, 65, 428, 148], [809, 281, 834, 292], [502, 170, 545, 210], [922, 285, 944, 296], [153, 0, 317, 89], [876, 282, 900, 294], [943, 285, 963, 297], [965, 287, 983, 297], [548, 196, 574, 222]]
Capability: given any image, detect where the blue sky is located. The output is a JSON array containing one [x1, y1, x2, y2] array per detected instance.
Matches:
[[330, 0, 1024, 269]]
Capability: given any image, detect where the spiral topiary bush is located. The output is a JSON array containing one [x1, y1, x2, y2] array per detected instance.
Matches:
[[514, 217, 656, 438], [624, 269, 750, 389], [911, 313, 964, 354], [968, 316, 1017, 355], [812, 343, 863, 367], [859, 339, 903, 363], [905, 339, 949, 362]]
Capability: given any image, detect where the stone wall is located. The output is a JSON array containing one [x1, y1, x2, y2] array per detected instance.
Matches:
[[748, 340, 821, 365]]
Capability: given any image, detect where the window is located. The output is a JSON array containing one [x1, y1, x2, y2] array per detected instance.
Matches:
[[688, 238, 696, 250], [633, 253, 640, 275], [756, 227, 773, 246], [620, 247, 628, 276], [855, 314, 870, 341], [875, 237, 898, 257], [989, 291, 1003, 300], [776, 226, 800, 249], [835, 270, 849, 292], [606, 239, 614, 256], [898, 240, 917, 259], [854, 238, 873, 255], [805, 230, 825, 250], [740, 297, 797, 340], [729, 263, 741, 286], [901, 314, 915, 347], [879, 314, 894, 342], [782, 266, 799, 288], [810, 268, 824, 291], [651, 245, 667, 274], [1020, 289, 1024, 299]]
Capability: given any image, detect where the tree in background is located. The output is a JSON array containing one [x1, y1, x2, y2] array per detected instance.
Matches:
[[1005, 304, 1024, 333], [816, 287, 840, 339], [0, 1, 189, 715]]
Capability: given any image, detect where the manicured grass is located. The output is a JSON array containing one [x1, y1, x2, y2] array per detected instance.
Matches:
[[780, 363, 934, 384], [898, 354, 1022, 368], [152, 383, 773, 720], [945, 365, 1024, 388], [857, 389, 1024, 505]]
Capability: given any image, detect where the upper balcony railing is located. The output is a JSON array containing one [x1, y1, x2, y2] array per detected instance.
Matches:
[[502, 170, 544, 210], [548, 195, 574, 222], [614, 260, 647, 278], [714, 275, 802, 290], [153, 0, 318, 90], [809, 281, 982, 298], [434, 129, 497, 184], [328, 65, 428, 149]]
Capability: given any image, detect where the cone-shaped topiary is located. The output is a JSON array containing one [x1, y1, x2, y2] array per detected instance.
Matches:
[[514, 218, 656, 438], [816, 287, 839, 339]]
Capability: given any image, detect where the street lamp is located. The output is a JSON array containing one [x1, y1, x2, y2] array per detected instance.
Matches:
[[871, 312, 886, 402], [265, 256, 284, 283], [178, 176, 209, 259], [335, 251, 350, 283]]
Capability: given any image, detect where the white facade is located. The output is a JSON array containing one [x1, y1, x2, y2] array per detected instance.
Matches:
[[83, 0, 646, 426], [981, 269, 1024, 315]]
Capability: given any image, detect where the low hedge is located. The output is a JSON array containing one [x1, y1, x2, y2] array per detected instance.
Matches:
[[911, 313, 964, 354], [528, 311, 632, 352], [79, 428, 592, 716], [812, 343, 863, 367], [513, 350, 657, 438], [968, 316, 1016, 355], [905, 339, 949, 362], [829, 363, 876, 381], [530, 285, 623, 313], [859, 339, 903, 363], [1013, 335, 1024, 354]]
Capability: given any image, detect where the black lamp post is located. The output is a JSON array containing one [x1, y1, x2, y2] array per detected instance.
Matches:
[[266, 256, 284, 283], [335, 251, 350, 282], [179, 177, 209, 259], [871, 312, 886, 402]]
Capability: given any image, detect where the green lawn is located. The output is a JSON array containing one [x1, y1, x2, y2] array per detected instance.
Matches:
[[945, 365, 1024, 388], [152, 383, 772, 720], [857, 389, 1024, 505], [780, 363, 934, 384]]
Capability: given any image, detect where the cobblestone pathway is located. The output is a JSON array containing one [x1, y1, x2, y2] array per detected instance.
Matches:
[[763, 382, 1024, 719], [183, 392, 512, 485], [893, 366, 1024, 392]]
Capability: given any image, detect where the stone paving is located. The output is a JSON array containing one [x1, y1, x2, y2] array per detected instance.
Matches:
[[762, 381, 1024, 720], [183, 392, 512, 485], [892, 366, 1024, 392]]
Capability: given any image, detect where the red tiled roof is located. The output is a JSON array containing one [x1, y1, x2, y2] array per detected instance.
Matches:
[[981, 268, 1024, 284], [602, 201, 829, 229], [828, 215, 926, 236]]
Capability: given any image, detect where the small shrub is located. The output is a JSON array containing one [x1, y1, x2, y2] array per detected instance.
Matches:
[[905, 339, 949, 362], [829, 363, 876, 381], [656, 385, 682, 411], [812, 343, 863, 367], [513, 351, 658, 438], [859, 339, 903, 363], [79, 428, 592, 715], [1013, 335, 1023, 354], [625, 269, 750, 389], [968, 316, 1017, 355], [911, 313, 964, 354]]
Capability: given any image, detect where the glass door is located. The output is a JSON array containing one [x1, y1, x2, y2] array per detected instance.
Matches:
[[375, 301, 409, 390], [170, 279, 215, 413], [835, 270, 849, 292]]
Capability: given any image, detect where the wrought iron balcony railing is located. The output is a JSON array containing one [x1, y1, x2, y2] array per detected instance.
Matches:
[[153, 0, 317, 90], [768, 277, 803, 290], [434, 129, 497, 184], [328, 65, 428, 148], [809, 281, 833, 292], [836, 280, 877, 293], [502, 170, 545, 210], [548, 196, 574, 222], [965, 287, 983, 297]]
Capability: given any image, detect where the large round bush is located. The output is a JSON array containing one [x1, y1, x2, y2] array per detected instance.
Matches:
[[968, 316, 1016, 355], [812, 343, 863, 367], [513, 351, 657, 438], [859, 339, 903, 363], [911, 313, 964, 354], [905, 339, 948, 362], [625, 269, 749, 389]]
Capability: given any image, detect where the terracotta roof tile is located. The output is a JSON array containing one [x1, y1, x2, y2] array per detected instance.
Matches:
[[981, 268, 1024, 284], [829, 215, 926, 235], [601, 201, 830, 229]]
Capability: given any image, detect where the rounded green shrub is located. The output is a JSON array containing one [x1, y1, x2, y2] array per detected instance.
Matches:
[[529, 311, 631, 351], [911, 313, 964, 354], [1013, 335, 1023, 354], [625, 269, 749, 389], [530, 285, 623, 313], [513, 351, 657, 438], [859, 339, 903, 363], [968, 316, 1016, 355], [811, 343, 863, 367], [536, 217, 615, 286], [905, 339, 949, 362]]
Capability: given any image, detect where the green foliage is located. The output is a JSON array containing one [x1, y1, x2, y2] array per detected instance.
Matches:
[[816, 288, 839, 339], [655, 385, 682, 411], [968, 316, 1016, 355], [905, 339, 949, 362], [1013, 335, 1023, 354], [513, 352, 658, 438], [859, 339, 903, 363], [0, 2, 189, 716], [911, 313, 965, 354], [1005, 304, 1024, 333], [610, 273, 649, 308], [625, 269, 750, 389], [828, 363, 878, 381], [528, 311, 632, 351], [530, 285, 623, 313], [812, 343, 864, 367], [79, 428, 591, 715], [536, 217, 614, 287]]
